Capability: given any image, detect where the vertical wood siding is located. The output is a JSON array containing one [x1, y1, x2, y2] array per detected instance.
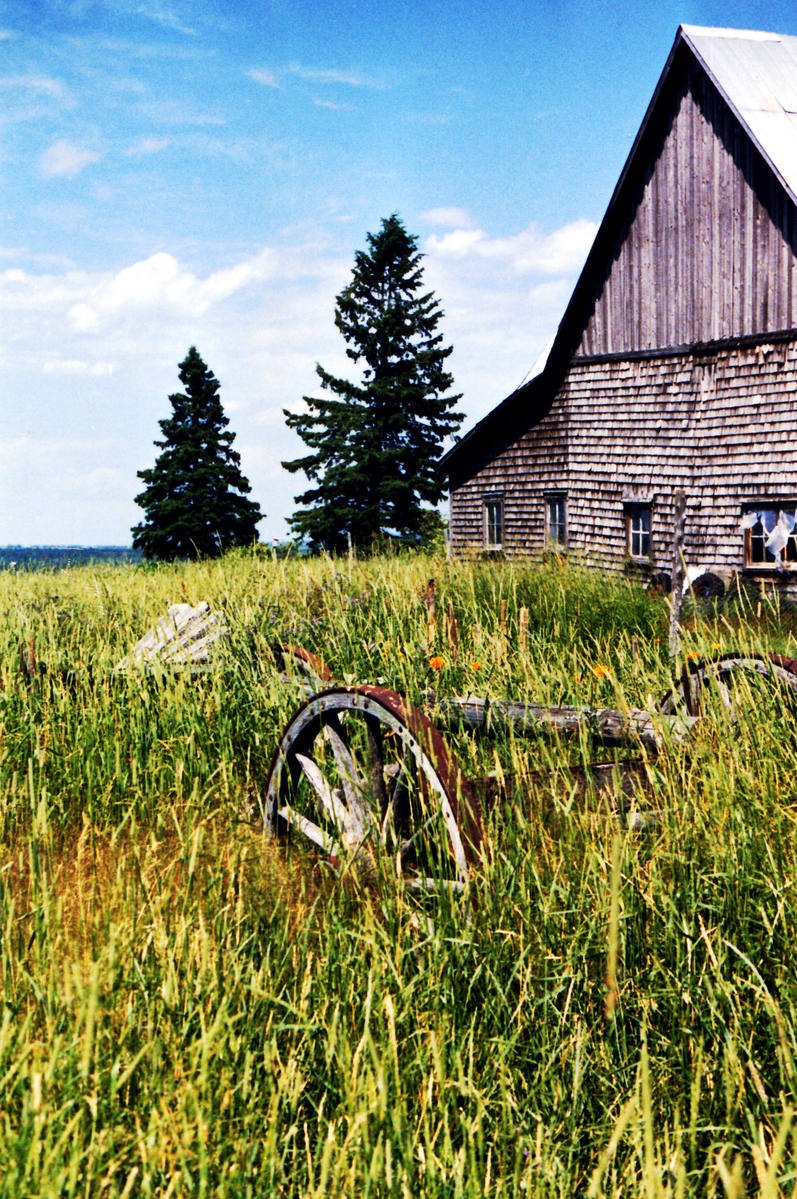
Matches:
[[449, 340, 797, 573], [577, 64, 797, 356]]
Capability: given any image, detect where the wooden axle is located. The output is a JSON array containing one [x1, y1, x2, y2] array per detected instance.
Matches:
[[423, 693, 696, 750]]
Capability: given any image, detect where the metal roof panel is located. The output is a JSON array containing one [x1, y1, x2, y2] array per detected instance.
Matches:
[[682, 26, 797, 199]]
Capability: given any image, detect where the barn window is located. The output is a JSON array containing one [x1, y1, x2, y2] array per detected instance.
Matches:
[[545, 492, 567, 549], [625, 504, 651, 561], [483, 496, 503, 549], [742, 506, 797, 569]]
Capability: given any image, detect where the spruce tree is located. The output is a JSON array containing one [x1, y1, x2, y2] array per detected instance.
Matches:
[[283, 214, 463, 552], [132, 346, 263, 560]]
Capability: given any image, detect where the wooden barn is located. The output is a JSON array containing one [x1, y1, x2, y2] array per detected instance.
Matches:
[[444, 25, 797, 590]]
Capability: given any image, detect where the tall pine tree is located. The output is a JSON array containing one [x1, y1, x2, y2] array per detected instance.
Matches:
[[283, 214, 462, 552], [132, 347, 263, 560]]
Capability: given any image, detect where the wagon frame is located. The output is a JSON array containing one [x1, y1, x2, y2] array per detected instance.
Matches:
[[263, 646, 797, 891]]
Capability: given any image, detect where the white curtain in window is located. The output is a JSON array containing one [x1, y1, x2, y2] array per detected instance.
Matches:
[[740, 509, 778, 532], [766, 510, 796, 556]]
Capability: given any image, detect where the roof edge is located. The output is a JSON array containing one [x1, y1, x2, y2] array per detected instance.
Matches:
[[443, 25, 690, 479], [680, 25, 797, 210]]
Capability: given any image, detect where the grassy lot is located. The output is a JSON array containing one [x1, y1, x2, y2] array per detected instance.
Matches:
[[1, 552, 797, 1196]]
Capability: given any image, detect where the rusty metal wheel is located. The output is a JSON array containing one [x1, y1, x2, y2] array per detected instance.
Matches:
[[271, 643, 332, 692], [263, 685, 479, 891], [659, 652, 797, 717]]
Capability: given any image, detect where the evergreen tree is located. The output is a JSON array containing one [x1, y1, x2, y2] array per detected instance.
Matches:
[[132, 347, 263, 560], [283, 214, 463, 552]]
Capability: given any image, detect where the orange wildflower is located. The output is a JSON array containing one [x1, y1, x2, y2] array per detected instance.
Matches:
[[686, 651, 701, 662], [429, 655, 445, 670], [591, 664, 612, 678], [470, 660, 482, 671]]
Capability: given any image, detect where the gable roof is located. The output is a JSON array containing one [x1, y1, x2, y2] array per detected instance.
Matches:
[[684, 26, 797, 206], [443, 24, 797, 486]]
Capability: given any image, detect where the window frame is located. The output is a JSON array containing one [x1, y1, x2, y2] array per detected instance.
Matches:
[[742, 503, 797, 571], [624, 502, 652, 562], [483, 494, 504, 551], [544, 491, 567, 551]]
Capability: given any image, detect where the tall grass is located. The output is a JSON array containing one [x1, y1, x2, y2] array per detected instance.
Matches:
[[1, 552, 796, 1194]]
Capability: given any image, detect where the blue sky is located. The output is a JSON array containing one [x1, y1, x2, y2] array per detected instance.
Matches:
[[2, 0, 797, 545]]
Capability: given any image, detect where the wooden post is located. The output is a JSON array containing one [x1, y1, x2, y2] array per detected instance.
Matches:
[[425, 578, 436, 649], [519, 607, 529, 655], [669, 491, 687, 659], [445, 600, 458, 656]]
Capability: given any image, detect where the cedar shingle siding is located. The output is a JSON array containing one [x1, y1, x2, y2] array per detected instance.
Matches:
[[450, 340, 797, 570], [445, 26, 797, 580]]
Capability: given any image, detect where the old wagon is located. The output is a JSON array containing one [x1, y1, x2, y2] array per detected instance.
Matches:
[[262, 646, 797, 893]]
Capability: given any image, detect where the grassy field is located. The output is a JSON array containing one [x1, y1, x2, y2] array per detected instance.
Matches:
[[1, 551, 797, 1196]]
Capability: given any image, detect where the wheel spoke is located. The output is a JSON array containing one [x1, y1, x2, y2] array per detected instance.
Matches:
[[295, 752, 358, 840], [276, 804, 339, 855], [322, 715, 370, 834]]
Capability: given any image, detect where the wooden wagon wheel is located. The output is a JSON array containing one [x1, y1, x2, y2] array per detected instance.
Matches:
[[263, 685, 480, 891], [271, 643, 332, 691], [658, 652, 797, 717]]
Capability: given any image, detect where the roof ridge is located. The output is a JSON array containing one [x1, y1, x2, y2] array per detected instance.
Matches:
[[680, 25, 784, 42]]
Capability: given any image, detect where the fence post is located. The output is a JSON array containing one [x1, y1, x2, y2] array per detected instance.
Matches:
[[669, 491, 687, 659], [426, 578, 436, 649], [519, 607, 529, 655], [445, 600, 458, 656]]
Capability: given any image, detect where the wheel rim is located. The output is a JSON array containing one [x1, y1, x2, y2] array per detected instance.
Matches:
[[659, 653, 797, 716], [263, 686, 478, 890]]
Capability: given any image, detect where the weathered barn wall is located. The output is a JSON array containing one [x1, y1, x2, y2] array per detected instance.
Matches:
[[447, 399, 568, 556], [577, 62, 797, 356], [449, 337, 797, 572]]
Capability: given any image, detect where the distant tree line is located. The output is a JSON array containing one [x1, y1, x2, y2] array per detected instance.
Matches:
[[0, 546, 141, 571]]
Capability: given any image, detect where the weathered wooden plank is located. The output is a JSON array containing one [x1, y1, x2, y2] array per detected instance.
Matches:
[[116, 602, 228, 672], [423, 693, 695, 749]]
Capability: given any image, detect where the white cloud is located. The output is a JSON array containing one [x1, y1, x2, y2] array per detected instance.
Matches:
[[425, 228, 484, 259], [287, 64, 384, 89], [421, 207, 475, 228], [116, 1, 198, 36], [124, 136, 171, 156], [43, 358, 115, 377], [68, 303, 100, 332], [0, 74, 69, 101], [40, 139, 102, 178], [248, 68, 279, 88], [64, 248, 278, 331], [425, 218, 597, 276], [73, 465, 127, 497]]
